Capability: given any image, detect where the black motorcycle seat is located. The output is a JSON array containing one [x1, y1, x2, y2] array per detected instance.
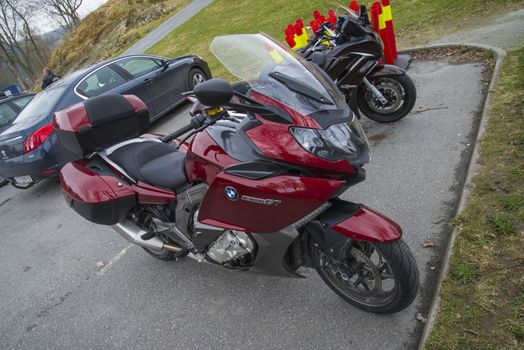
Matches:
[[108, 141, 187, 189]]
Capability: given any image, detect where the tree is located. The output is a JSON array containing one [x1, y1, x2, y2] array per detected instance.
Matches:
[[42, 0, 83, 32], [0, 0, 51, 89]]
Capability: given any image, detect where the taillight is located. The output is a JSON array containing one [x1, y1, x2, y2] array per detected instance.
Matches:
[[23, 124, 53, 153]]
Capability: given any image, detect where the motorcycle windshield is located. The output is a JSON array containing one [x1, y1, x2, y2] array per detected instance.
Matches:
[[210, 33, 346, 115]]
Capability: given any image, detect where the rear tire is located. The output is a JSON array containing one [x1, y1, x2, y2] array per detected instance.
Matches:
[[310, 238, 419, 314], [358, 74, 417, 123]]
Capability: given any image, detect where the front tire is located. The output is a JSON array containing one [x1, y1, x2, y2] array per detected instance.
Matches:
[[310, 238, 419, 314], [358, 74, 417, 123]]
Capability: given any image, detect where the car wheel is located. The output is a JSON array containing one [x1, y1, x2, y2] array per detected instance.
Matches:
[[0, 176, 8, 187], [188, 68, 207, 90]]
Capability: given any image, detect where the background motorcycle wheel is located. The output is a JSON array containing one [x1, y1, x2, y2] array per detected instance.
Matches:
[[309, 238, 419, 314], [357, 75, 417, 123]]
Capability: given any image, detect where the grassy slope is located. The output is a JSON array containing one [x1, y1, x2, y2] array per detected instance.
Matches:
[[48, 0, 191, 74], [426, 47, 524, 350], [147, 0, 524, 77]]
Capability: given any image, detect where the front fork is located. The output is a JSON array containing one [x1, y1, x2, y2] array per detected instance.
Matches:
[[362, 77, 388, 105]]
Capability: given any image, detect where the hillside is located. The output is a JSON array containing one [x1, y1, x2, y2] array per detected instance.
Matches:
[[48, 0, 190, 74]]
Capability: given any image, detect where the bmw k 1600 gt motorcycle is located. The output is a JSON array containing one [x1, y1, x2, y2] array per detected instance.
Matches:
[[298, 6, 417, 123], [53, 33, 419, 313]]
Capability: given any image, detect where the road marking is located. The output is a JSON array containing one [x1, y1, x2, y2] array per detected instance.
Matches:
[[97, 244, 133, 275]]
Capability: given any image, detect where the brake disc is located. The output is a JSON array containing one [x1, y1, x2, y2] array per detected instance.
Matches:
[[365, 79, 403, 113]]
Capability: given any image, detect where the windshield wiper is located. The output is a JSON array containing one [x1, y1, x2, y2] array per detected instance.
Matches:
[[268, 72, 334, 105]]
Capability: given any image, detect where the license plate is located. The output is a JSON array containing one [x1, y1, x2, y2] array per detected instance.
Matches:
[[13, 175, 33, 184]]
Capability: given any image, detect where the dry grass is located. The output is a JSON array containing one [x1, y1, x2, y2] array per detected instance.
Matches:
[[48, 0, 190, 74]]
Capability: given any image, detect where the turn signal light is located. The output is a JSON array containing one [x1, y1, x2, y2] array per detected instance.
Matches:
[[23, 123, 53, 153]]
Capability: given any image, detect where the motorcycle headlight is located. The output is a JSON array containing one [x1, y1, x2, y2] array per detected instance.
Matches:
[[290, 116, 370, 164]]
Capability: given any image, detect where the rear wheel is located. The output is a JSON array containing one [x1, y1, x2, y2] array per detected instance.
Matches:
[[310, 238, 419, 313], [188, 68, 207, 90], [358, 74, 417, 123]]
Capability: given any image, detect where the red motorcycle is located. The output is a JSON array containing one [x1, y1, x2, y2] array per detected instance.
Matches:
[[53, 34, 418, 314]]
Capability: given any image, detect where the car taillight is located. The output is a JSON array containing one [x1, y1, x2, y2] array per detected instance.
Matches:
[[23, 124, 53, 153]]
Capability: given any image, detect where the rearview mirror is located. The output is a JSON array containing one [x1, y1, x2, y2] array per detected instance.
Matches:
[[160, 60, 170, 71], [194, 78, 233, 107]]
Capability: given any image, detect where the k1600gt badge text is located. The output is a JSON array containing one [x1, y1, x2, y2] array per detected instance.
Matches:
[[241, 195, 282, 206]]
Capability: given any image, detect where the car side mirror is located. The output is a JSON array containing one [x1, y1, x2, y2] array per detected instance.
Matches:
[[194, 78, 233, 107], [160, 60, 170, 71]]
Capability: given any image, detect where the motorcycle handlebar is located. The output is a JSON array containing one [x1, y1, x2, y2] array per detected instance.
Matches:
[[161, 113, 207, 143]]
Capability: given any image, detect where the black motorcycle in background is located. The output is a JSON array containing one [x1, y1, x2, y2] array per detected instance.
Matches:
[[298, 6, 416, 123]]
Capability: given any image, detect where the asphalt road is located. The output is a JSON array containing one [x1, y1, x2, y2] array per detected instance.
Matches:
[[0, 59, 486, 349], [436, 8, 524, 50], [122, 0, 214, 56]]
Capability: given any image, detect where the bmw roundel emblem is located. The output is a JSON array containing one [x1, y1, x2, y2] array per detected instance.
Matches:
[[225, 186, 238, 201]]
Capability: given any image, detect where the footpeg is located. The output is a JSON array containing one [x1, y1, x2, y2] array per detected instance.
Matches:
[[140, 231, 156, 241]]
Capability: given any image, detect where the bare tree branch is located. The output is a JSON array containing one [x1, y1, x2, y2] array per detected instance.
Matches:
[[41, 0, 83, 32]]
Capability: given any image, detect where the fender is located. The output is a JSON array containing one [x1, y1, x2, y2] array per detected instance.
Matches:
[[368, 64, 405, 79], [304, 199, 402, 260]]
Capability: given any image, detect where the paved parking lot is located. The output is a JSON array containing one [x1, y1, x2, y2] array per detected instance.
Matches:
[[0, 58, 486, 349]]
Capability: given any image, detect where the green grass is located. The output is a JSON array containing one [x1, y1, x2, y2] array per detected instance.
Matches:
[[450, 262, 481, 285], [426, 47, 524, 350], [147, 0, 524, 78]]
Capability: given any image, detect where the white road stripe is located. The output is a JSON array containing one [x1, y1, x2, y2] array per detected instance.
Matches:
[[97, 244, 133, 275]]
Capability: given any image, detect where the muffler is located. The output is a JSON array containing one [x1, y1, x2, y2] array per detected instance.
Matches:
[[112, 219, 183, 253]]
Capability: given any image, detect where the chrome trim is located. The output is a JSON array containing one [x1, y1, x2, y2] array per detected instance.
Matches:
[[2, 135, 23, 143], [98, 152, 136, 183], [98, 137, 162, 183], [363, 77, 388, 104], [112, 219, 182, 252], [345, 56, 366, 77], [291, 202, 330, 228], [105, 137, 160, 156], [73, 54, 168, 100], [351, 52, 376, 57]]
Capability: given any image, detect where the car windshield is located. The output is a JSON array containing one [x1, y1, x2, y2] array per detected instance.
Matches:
[[210, 33, 345, 115], [14, 86, 66, 124]]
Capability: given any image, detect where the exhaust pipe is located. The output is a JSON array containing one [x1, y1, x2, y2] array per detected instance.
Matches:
[[112, 219, 183, 253]]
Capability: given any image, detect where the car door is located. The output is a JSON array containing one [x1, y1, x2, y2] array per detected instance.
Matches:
[[114, 57, 180, 118]]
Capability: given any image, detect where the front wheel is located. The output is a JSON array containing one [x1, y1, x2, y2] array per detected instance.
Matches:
[[310, 238, 419, 313], [358, 74, 417, 123]]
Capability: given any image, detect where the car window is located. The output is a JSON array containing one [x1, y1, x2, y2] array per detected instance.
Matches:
[[76, 66, 126, 98], [11, 95, 33, 109], [0, 103, 17, 127], [115, 57, 160, 78], [14, 86, 67, 124]]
